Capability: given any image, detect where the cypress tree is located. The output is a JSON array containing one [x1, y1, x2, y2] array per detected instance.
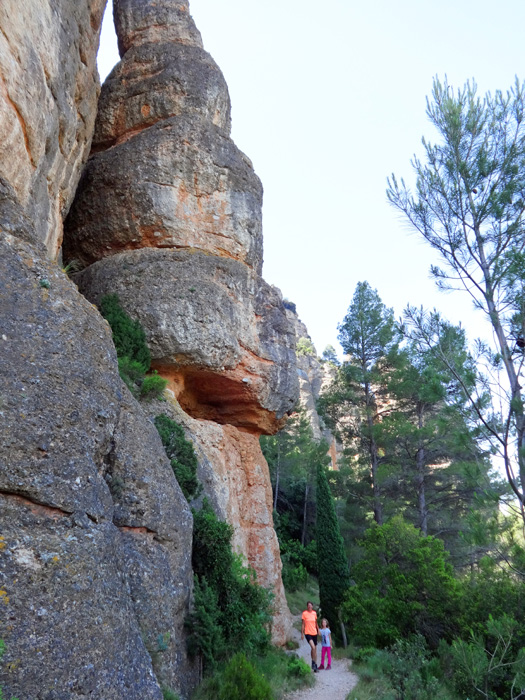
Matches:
[[316, 463, 351, 642]]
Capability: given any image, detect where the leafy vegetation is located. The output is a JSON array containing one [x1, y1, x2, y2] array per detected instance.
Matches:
[[154, 414, 201, 501], [316, 462, 350, 642], [0, 640, 18, 700], [192, 648, 313, 700], [187, 500, 272, 673], [99, 293, 167, 400], [341, 517, 461, 648]]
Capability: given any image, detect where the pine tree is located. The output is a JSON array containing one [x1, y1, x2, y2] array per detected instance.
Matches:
[[387, 77, 525, 523], [320, 281, 398, 524], [316, 463, 350, 642]]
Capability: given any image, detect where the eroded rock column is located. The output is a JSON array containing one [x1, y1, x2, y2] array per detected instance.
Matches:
[[66, 0, 298, 643]]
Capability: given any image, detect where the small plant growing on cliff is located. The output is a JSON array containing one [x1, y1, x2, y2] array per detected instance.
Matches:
[[296, 336, 315, 356], [140, 371, 168, 401], [0, 640, 18, 700], [153, 414, 202, 500], [100, 293, 151, 368], [99, 294, 167, 400]]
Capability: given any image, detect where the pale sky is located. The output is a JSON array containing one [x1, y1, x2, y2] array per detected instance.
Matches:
[[97, 0, 525, 357]]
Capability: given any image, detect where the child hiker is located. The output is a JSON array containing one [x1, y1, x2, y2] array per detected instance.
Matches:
[[318, 618, 332, 670]]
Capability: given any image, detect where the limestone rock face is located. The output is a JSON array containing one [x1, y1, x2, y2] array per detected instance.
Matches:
[[0, 0, 106, 257], [64, 0, 262, 273], [0, 234, 195, 698], [75, 248, 297, 431], [286, 304, 342, 467], [65, 0, 298, 644], [142, 398, 292, 643]]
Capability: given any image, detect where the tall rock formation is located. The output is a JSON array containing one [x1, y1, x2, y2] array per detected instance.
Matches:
[[284, 301, 341, 468], [0, 2, 195, 698], [65, 0, 298, 645]]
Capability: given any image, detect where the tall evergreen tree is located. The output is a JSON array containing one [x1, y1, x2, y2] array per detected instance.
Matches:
[[320, 281, 398, 524], [316, 463, 351, 642], [387, 76, 525, 523]]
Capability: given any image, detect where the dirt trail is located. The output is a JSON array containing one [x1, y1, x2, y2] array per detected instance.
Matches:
[[285, 616, 359, 700]]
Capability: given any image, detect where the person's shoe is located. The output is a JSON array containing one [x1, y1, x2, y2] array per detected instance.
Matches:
[[327, 664, 331, 670], [318, 664, 325, 670], [312, 662, 318, 673]]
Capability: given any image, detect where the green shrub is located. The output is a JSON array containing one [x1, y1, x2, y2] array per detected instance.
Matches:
[[286, 655, 311, 678], [186, 576, 226, 672], [0, 640, 18, 700], [140, 371, 168, 401], [296, 337, 315, 356], [279, 538, 318, 575], [118, 356, 148, 396], [448, 614, 525, 700], [187, 501, 272, 673], [342, 516, 461, 648], [383, 635, 442, 700], [99, 293, 167, 401], [100, 294, 151, 368], [353, 646, 379, 663], [161, 689, 180, 700], [281, 561, 308, 592], [154, 414, 201, 501], [218, 653, 272, 700]]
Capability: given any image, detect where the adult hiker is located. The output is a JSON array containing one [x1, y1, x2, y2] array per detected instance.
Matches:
[[301, 600, 320, 672]]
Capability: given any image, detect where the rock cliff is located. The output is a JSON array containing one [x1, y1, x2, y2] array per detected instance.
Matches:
[[0, 0, 298, 695], [64, 0, 298, 646], [0, 0, 106, 257], [0, 3, 199, 698], [284, 302, 341, 467]]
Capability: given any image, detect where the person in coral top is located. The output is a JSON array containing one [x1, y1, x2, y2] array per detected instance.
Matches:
[[301, 600, 320, 672]]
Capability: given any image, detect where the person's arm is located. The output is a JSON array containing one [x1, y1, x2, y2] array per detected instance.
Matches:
[[301, 616, 305, 639], [329, 631, 332, 648]]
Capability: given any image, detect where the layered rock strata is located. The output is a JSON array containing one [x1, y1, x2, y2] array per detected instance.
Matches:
[[0, 0, 106, 257], [65, 0, 298, 643]]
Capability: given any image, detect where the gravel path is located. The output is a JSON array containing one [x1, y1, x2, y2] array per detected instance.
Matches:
[[284, 617, 359, 700]]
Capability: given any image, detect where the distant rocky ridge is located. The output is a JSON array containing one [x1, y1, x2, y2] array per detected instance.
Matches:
[[0, 0, 298, 698]]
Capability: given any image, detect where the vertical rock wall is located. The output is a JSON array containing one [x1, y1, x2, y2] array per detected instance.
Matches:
[[65, 0, 298, 644], [0, 0, 106, 257], [0, 2, 196, 698]]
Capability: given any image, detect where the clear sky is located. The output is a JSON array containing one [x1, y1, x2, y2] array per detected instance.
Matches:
[[97, 0, 525, 358]]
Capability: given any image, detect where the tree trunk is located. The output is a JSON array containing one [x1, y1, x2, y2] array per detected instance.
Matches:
[[476, 230, 525, 516], [365, 381, 383, 525], [301, 480, 309, 546], [416, 403, 427, 536]]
